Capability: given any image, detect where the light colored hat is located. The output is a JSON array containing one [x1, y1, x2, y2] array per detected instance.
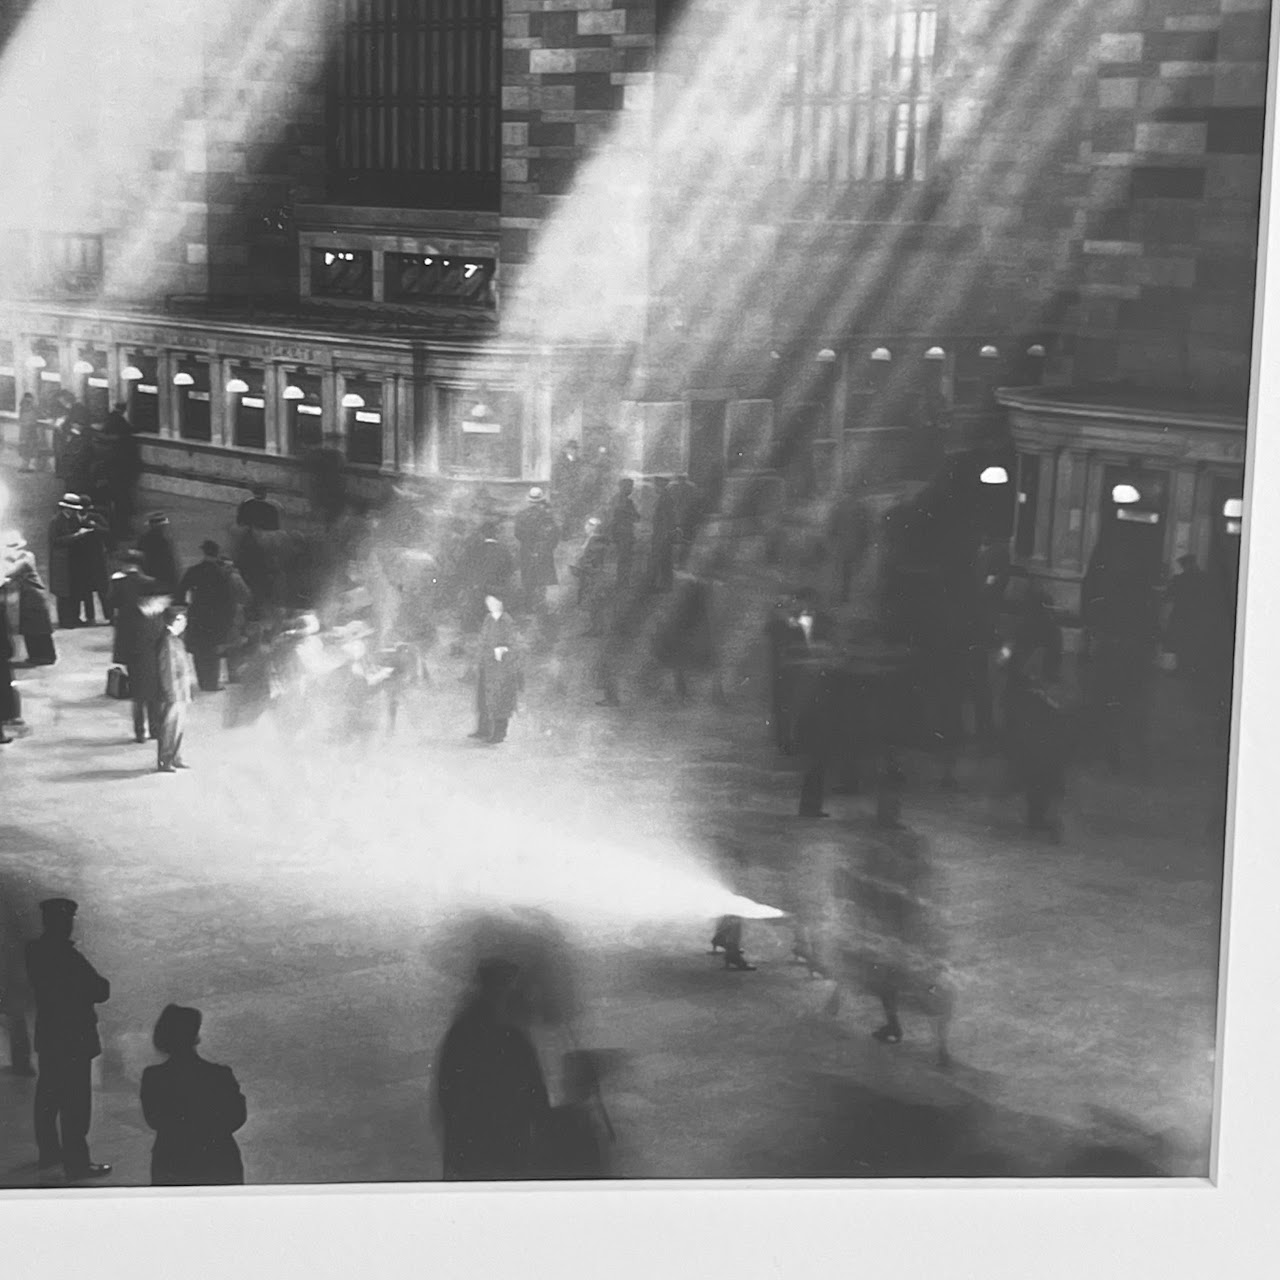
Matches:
[[58, 493, 83, 509], [527, 487, 547, 503]]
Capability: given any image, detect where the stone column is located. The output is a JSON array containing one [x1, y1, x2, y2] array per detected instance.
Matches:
[[381, 375, 397, 472], [264, 365, 285, 456], [211, 357, 231, 449], [1033, 451, 1055, 563], [156, 351, 179, 439], [1170, 465, 1198, 564]]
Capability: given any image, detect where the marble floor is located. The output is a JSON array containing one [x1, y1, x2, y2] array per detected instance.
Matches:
[[0, 462, 1226, 1187]]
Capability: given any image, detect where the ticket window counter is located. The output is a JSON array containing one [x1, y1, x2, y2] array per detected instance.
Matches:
[[1102, 468, 1168, 579], [975, 451, 1016, 543], [343, 380, 383, 467], [175, 360, 212, 442], [29, 340, 62, 417], [228, 366, 266, 450], [284, 371, 324, 454], [446, 388, 523, 478], [75, 348, 110, 423], [122, 353, 160, 433]]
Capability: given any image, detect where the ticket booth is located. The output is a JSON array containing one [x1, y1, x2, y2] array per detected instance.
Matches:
[[342, 377, 383, 467], [228, 365, 266, 450], [121, 351, 160, 433], [28, 338, 62, 416], [75, 346, 110, 422], [284, 369, 324, 454], [175, 358, 212, 442], [1102, 467, 1168, 578]]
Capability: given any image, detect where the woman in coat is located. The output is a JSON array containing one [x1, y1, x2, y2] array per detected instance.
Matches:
[[2, 533, 57, 665], [470, 591, 520, 744], [140, 1004, 247, 1186]]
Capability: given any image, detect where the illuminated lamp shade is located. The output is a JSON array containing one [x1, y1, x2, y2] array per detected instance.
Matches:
[[72, 359, 95, 376], [283, 384, 306, 401], [1223, 498, 1244, 520], [341, 392, 366, 409], [870, 347, 892, 362], [769, 350, 782, 361], [470, 402, 490, 419], [121, 365, 144, 381], [25, 354, 46, 370], [1026, 344, 1047, 358], [1111, 483, 1141, 506], [226, 378, 250, 395], [816, 348, 837, 363], [979, 344, 1000, 359], [172, 371, 195, 387], [924, 346, 946, 361], [979, 465, 1010, 485]]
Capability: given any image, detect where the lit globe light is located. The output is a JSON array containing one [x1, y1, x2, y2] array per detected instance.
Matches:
[[1111, 483, 1141, 506], [1026, 344, 1047, 358], [979, 465, 1010, 485], [172, 371, 195, 387], [121, 365, 144, 381], [1223, 498, 1244, 519], [25, 354, 47, 370], [283, 384, 305, 401], [470, 402, 490, 419], [924, 346, 946, 361], [226, 378, 250, 395], [816, 347, 837, 363], [73, 359, 95, 375], [979, 344, 1000, 359], [870, 346, 892, 362], [341, 392, 366, 409]]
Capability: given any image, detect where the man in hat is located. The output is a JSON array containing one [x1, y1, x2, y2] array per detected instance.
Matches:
[[178, 540, 235, 692], [513, 487, 560, 615], [108, 551, 166, 742], [24, 897, 112, 1180], [47, 494, 92, 629], [236, 485, 281, 533], [156, 606, 196, 772], [137, 511, 182, 595]]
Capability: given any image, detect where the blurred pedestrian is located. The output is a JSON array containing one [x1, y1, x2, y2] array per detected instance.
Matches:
[[0, 595, 17, 744], [513, 487, 560, 615], [459, 523, 515, 635], [101, 410, 142, 541], [236, 485, 282, 533], [648, 476, 676, 592], [572, 517, 611, 635], [538, 1050, 613, 1179], [140, 1004, 247, 1186], [437, 959, 549, 1181], [178, 541, 235, 692], [470, 591, 520, 745], [107, 551, 164, 743], [76, 496, 112, 620], [0, 880, 35, 1074], [670, 474, 700, 567], [2, 532, 56, 666], [25, 898, 112, 1179], [137, 511, 182, 595], [47, 494, 94, 629], [17, 393, 41, 472], [156, 607, 196, 772], [550, 440, 583, 525], [608, 478, 640, 591], [651, 566, 726, 704]]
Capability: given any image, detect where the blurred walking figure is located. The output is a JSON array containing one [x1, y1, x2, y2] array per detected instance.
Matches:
[[670, 474, 701, 567], [470, 592, 520, 745], [651, 566, 726, 705], [437, 959, 549, 1181], [100, 409, 142, 542], [648, 476, 677, 591], [137, 511, 182, 595], [17, 393, 41, 471], [608, 478, 640, 590], [76, 497, 113, 620], [571, 517, 611, 635], [539, 1050, 614, 1179], [178, 541, 236, 692], [0, 880, 35, 1074], [2, 532, 56, 665], [459, 522, 515, 636], [236, 485, 282, 532], [107, 551, 164, 743], [0, 593, 21, 741], [156, 607, 196, 772], [47, 494, 94, 629], [25, 898, 112, 1179], [513, 487, 560, 615], [550, 439, 584, 525], [140, 1004, 247, 1186]]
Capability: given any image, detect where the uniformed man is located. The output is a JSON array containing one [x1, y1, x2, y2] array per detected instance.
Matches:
[[24, 898, 112, 1180]]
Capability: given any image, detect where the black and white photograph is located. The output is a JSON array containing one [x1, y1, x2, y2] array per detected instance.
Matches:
[[0, 0, 1276, 1257]]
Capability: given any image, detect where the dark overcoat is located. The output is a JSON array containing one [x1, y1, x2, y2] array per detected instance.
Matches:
[[179, 560, 235, 648], [137, 526, 182, 595], [108, 570, 164, 665], [5, 553, 54, 636], [477, 612, 520, 721], [24, 936, 110, 1059], [141, 1053, 247, 1186], [513, 505, 560, 589], [47, 512, 84, 600]]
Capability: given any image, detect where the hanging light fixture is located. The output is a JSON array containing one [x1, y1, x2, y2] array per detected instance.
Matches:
[[72, 359, 95, 376], [1223, 498, 1244, 520], [283, 384, 305, 401], [341, 392, 366, 409], [980, 465, 1010, 485], [816, 348, 837, 363], [226, 377, 250, 395], [979, 344, 1000, 359], [1111, 483, 1141, 506], [470, 401, 491, 420], [924, 346, 946, 361], [122, 365, 144, 381], [173, 371, 195, 387], [870, 347, 892, 362], [25, 354, 46, 370], [1026, 344, 1046, 358]]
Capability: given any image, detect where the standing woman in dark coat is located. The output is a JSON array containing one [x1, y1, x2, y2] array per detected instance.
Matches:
[[140, 1004, 247, 1186], [470, 591, 520, 744]]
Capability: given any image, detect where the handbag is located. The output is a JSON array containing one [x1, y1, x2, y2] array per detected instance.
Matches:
[[106, 665, 131, 700]]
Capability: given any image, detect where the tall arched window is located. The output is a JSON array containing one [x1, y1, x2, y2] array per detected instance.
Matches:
[[327, 0, 503, 211]]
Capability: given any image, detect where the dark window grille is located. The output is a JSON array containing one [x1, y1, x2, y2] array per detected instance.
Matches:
[[345, 382, 384, 467], [385, 253, 496, 306], [177, 362, 212, 443], [327, 0, 502, 211], [310, 249, 374, 299], [231, 367, 266, 450], [125, 353, 160, 434]]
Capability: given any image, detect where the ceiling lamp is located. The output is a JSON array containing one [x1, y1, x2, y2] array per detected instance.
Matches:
[[816, 348, 837, 363], [1026, 344, 1047, 358], [1111, 483, 1141, 506], [173, 371, 195, 387], [283, 385, 305, 401], [769, 350, 782, 361], [979, 344, 1000, 359], [226, 377, 250, 395], [341, 392, 366, 409], [121, 365, 144, 381], [980, 465, 1010, 485], [470, 401, 491, 419], [25, 354, 47, 370], [870, 347, 892, 362], [72, 359, 95, 375], [1223, 498, 1244, 519], [924, 346, 946, 361]]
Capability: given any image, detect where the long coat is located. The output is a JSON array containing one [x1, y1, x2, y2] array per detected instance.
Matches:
[[178, 559, 235, 649], [108, 569, 164, 661], [4, 552, 54, 637], [47, 512, 85, 600], [158, 632, 196, 705], [140, 1053, 247, 1186], [24, 936, 110, 1059], [137, 526, 182, 595], [437, 998, 549, 1181], [513, 505, 561, 590], [477, 612, 520, 721]]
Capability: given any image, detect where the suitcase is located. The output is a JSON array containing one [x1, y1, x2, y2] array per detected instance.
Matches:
[[106, 666, 131, 700]]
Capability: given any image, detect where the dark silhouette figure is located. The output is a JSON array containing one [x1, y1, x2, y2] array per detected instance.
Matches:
[[140, 1004, 247, 1186], [550, 441, 583, 525], [156, 608, 196, 772], [137, 512, 182, 595], [437, 960, 549, 1181], [649, 477, 676, 591], [178, 541, 235, 691], [24, 898, 111, 1179], [608, 478, 640, 590], [538, 1051, 614, 1179], [472, 593, 520, 744], [236, 486, 282, 532], [513, 489, 561, 614], [107, 553, 165, 742]]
